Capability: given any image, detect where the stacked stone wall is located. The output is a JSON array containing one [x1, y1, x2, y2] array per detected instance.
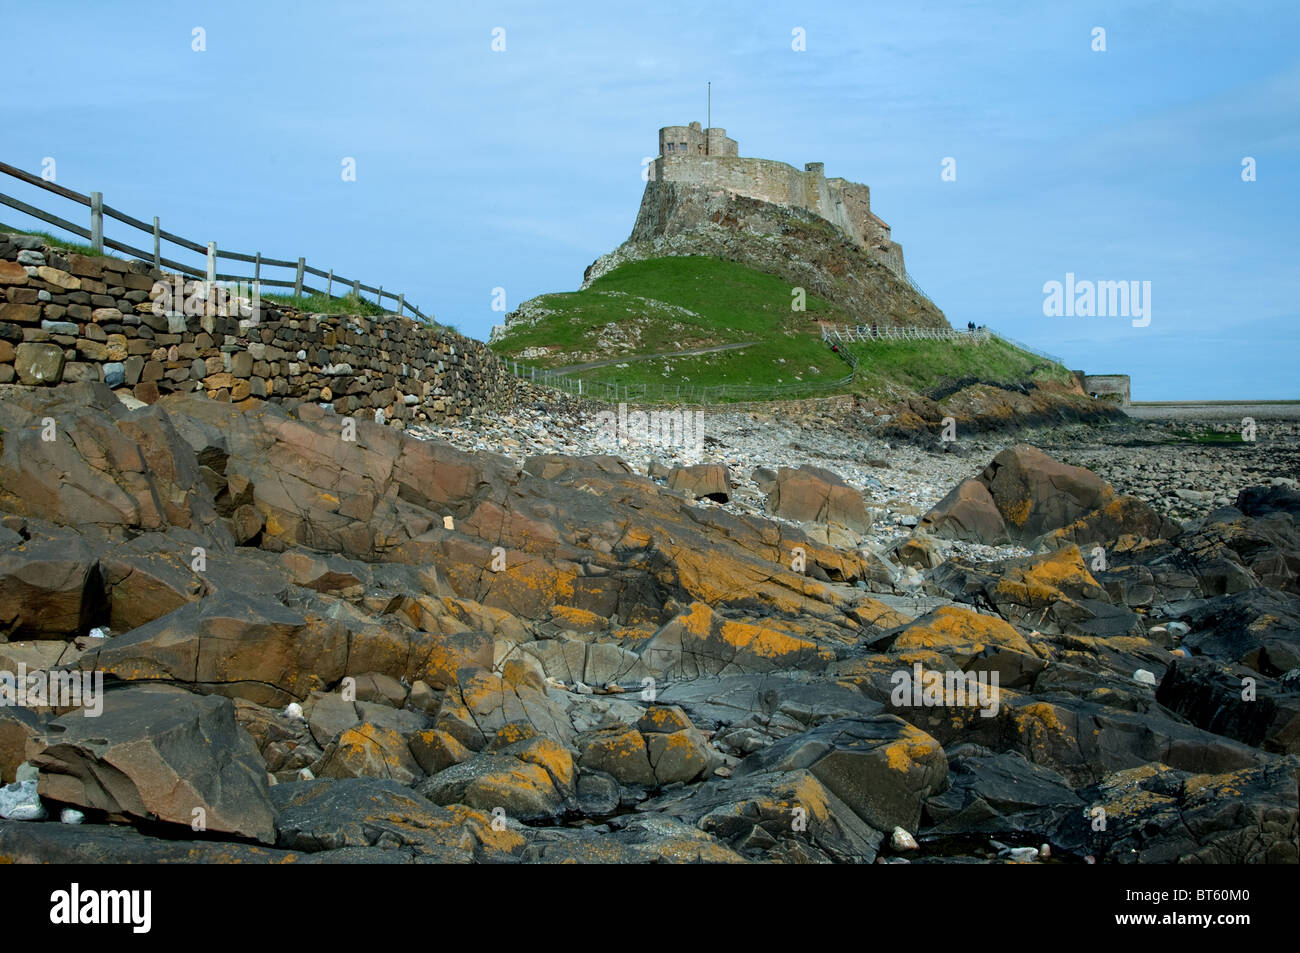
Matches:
[[0, 233, 516, 421]]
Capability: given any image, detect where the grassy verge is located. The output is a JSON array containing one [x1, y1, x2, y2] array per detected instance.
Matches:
[[493, 255, 1078, 403], [0, 222, 121, 258], [493, 256, 852, 391], [261, 291, 386, 317], [842, 336, 1076, 399]]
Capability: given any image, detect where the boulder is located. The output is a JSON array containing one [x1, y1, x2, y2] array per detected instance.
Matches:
[[667, 464, 730, 503], [29, 685, 276, 843], [733, 714, 948, 834], [0, 533, 104, 639], [765, 465, 870, 535], [271, 777, 524, 861], [75, 590, 349, 706], [918, 478, 1008, 544], [13, 342, 65, 385]]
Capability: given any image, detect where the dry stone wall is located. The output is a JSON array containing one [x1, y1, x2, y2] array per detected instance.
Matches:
[[0, 233, 515, 421]]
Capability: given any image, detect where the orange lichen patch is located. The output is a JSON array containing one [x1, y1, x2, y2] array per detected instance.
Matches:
[[263, 512, 285, 538], [492, 723, 534, 746], [620, 526, 654, 549], [1013, 702, 1068, 735], [442, 598, 529, 642], [469, 763, 556, 802], [443, 804, 527, 854], [881, 725, 941, 773], [644, 835, 749, 865], [994, 546, 1102, 606], [848, 599, 913, 631], [512, 736, 576, 790], [894, 650, 949, 668], [1183, 768, 1252, 802], [789, 772, 832, 823], [638, 706, 692, 733], [481, 557, 579, 616], [547, 604, 608, 633], [893, 606, 1031, 655], [409, 631, 492, 690], [1068, 635, 1154, 655], [677, 602, 715, 637], [586, 728, 648, 762], [715, 618, 825, 661], [331, 723, 409, 775], [1004, 495, 1032, 527], [613, 622, 657, 641]]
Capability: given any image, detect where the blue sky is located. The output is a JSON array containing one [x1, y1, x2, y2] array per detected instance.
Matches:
[[3, 0, 1296, 399]]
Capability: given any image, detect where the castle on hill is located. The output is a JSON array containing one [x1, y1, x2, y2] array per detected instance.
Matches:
[[649, 121, 907, 278]]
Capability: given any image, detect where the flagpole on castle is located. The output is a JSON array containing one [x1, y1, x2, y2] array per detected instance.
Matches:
[[707, 81, 711, 135]]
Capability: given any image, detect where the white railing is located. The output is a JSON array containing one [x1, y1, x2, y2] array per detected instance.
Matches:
[[821, 324, 991, 344]]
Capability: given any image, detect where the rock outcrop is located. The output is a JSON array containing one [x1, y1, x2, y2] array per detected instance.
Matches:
[[0, 384, 1295, 866]]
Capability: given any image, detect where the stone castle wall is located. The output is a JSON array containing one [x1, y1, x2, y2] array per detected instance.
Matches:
[[658, 121, 738, 158], [0, 233, 515, 421], [648, 136, 906, 279]]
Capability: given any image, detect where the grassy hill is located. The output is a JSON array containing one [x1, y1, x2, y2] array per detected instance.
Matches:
[[841, 336, 1076, 400], [492, 255, 1075, 404]]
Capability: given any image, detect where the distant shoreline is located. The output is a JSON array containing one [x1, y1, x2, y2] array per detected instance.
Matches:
[[1125, 400, 1300, 421], [1131, 400, 1300, 406]]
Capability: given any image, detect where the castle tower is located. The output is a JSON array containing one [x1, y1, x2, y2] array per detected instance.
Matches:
[[658, 122, 737, 158]]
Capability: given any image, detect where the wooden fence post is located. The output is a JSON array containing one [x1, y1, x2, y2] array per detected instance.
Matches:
[[90, 192, 103, 254], [254, 252, 261, 294], [294, 258, 305, 298], [397, 293, 404, 317], [152, 217, 160, 269], [206, 242, 216, 287], [326, 269, 333, 299], [351, 279, 360, 301]]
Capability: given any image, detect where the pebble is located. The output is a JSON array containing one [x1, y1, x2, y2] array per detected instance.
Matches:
[[891, 826, 919, 851]]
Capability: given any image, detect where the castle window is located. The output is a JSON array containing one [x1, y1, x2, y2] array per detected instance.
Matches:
[[680, 142, 687, 152], [666, 143, 674, 152]]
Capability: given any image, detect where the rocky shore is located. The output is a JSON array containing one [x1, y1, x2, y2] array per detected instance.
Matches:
[[0, 382, 1295, 864]]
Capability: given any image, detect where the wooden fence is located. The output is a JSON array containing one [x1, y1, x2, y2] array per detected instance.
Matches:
[[0, 159, 430, 321], [821, 323, 991, 344]]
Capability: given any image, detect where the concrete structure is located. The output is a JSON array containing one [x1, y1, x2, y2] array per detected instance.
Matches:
[[650, 122, 906, 278], [1073, 372, 1131, 407]]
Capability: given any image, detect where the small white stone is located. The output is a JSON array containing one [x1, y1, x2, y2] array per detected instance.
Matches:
[[1133, 669, 1157, 686], [60, 807, 85, 825], [297, 767, 315, 781], [891, 826, 919, 851], [284, 702, 305, 720]]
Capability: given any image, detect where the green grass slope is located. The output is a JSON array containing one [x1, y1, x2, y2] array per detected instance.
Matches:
[[842, 336, 1076, 401], [493, 255, 1076, 404], [493, 256, 852, 393]]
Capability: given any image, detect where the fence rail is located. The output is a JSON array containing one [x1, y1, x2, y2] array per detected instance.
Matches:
[[983, 326, 1064, 365], [821, 323, 990, 344], [0, 159, 429, 322]]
